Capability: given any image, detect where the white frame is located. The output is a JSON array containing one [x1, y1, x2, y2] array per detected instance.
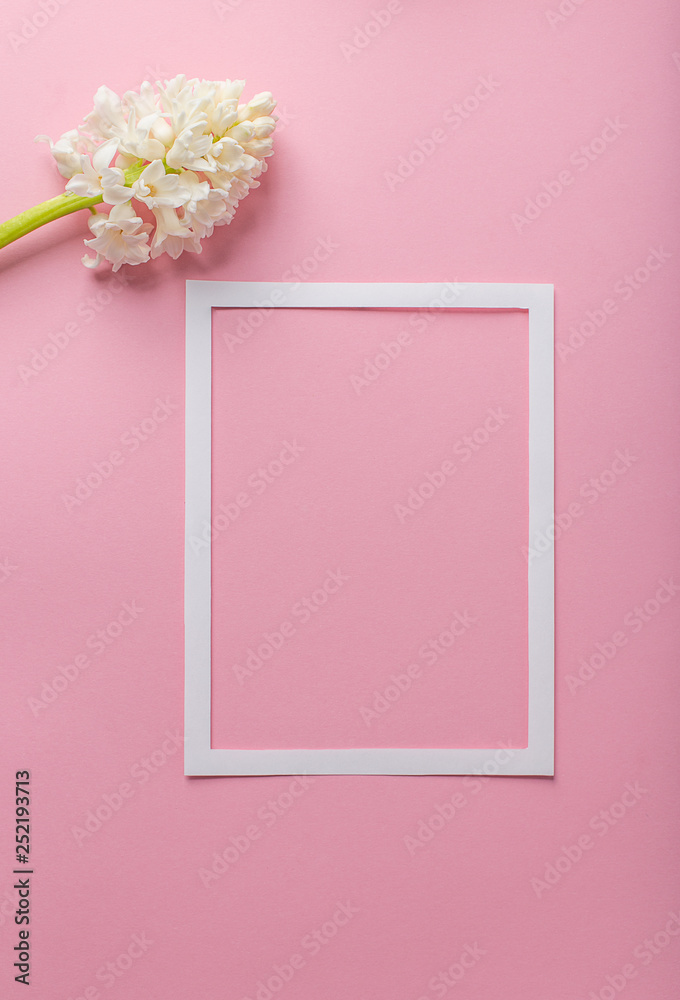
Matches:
[[184, 281, 554, 776]]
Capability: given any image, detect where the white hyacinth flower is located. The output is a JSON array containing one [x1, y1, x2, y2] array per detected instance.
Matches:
[[82, 203, 153, 271], [180, 173, 234, 240], [165, 121, 215, 172], [150, 205, 201, 260], [236, 91, 277, 122], [65, 138, 132, 206], [2, 75, 277, 269], [34, 130, 94, 179], [111, 108, 168, 163], [131, 159, 190, 209], [83, 85, 127, 140], [123, 80, 160, 121]]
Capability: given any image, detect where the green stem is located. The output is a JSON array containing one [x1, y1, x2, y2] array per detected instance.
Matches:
[[0, 192, 104, 250], [0, 160, 147, 251]]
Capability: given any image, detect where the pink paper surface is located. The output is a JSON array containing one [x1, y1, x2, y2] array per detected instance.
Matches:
[[211, 306, 529, 750], [1, 2, 679, 998]]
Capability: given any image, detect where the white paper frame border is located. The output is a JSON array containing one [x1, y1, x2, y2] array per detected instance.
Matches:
[[185, 281, 554, 776]]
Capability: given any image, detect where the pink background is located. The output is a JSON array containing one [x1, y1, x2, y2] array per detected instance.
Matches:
[[211, 307, 529, 750], [1, 1, 680, 999]]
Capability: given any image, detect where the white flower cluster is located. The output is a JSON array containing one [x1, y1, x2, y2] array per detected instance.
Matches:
[[36, 75, 277, 270]]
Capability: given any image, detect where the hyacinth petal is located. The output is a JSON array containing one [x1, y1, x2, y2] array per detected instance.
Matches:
[[34, 74, 276, 271], [236, 91, 276, 123], [251, 116, 277, 138], [123, 80, 159, 119], [92, 138, 119, 172], [64, 175, 92, 198], [83, 204, 152, 271], [84, 86, 126, 139], [101, 179, 133, 207], [132, 159, 189, 209], [82, 251, 102, 268], [150, 204, 193, 245], [150, 233, 201, 260], [35, 132, 82, 179]]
